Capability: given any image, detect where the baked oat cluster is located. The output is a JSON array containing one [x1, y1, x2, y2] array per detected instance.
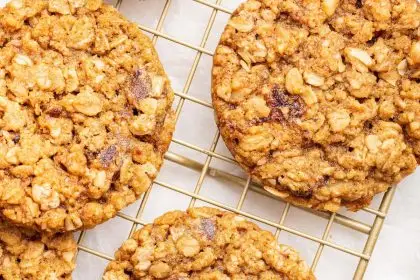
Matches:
[[0, 219, 77, 279], [103, 207, 315, 280], [0, 0, 175, 232], [212, 0, 419, 211]]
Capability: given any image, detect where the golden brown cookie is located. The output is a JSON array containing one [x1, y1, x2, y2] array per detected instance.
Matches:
[[0, 219, 77, 279], [212, 0, 419, 211], [103, 207, 315, 280], [0, 0, 175, 232]]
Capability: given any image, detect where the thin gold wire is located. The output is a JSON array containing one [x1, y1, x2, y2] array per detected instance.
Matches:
[[236, 176, 252, 209], [173, 1, 222, 122], [274, 203, 291, 239], [167, 145, 386, 217], [189, 15, 224, 207], [154, 179, 370, 260], [354, 186, 396, 279], [192, 0, 232, 14], [188, 132, 221, 207], [73, 1, 398, 279], [174, 90, 213, 108], [311, 213, 336, 270], [165, 151, 373, 233], [171, 138, 236, 164], [78, 245, 113, 261]]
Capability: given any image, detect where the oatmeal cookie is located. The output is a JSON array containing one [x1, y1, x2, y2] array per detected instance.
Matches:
[[0, 0, 175, 232], [212, 0, 419, 211], [103, 207, 315, 280], [0, 219, 77, 279]]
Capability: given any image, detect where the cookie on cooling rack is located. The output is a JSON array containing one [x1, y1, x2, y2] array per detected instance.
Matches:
[[0, 219, 77, 279], [211, 0, 419, 211], [103, 207, 315, 280], [0, 0, 175, 232]]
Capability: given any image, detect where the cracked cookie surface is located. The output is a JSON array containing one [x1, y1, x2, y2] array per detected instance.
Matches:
[[0, 0, 175, 232], [103, 207, 315, 280], [212, 0, 419, 211], [0, 219, 77, 279]]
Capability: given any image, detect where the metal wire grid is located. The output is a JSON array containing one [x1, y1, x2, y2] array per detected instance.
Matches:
[[74, 0, 397, 279]]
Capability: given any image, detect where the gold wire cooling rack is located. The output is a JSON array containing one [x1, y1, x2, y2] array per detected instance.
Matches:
[[74, 1, 397, 279]]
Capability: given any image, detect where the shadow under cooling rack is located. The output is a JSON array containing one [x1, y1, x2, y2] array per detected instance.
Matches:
[[74, 1, 397, 279]]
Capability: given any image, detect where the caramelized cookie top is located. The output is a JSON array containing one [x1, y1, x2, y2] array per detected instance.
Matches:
[[103, 207, 315, 280], [212, 0, 419, 211], [0, 0, 175, 232]]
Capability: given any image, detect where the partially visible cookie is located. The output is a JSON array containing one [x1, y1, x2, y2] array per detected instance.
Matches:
[[212, 0, 419, 211], [0, 220, 77, 279], [103, 207, 315, 280], [0, 0, 175, 232]]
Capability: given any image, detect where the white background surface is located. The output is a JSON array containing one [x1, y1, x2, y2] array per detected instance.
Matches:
[[1, 0, 419, 279]]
